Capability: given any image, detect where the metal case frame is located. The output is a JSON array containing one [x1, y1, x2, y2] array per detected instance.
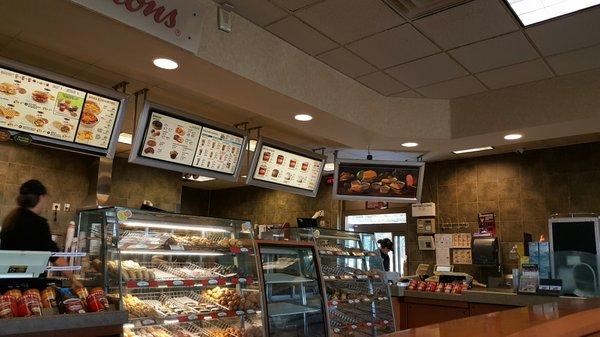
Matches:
[[128, 101, 249, 182]]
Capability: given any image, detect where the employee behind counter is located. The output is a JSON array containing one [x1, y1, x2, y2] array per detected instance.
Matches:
[[0, 180, 80, 286]]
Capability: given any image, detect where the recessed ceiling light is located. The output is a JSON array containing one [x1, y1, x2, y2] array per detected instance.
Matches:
[[242, 175, 247, 178], [153, 58, 178, 70], [401, 142, 418, 148], [294, 114, 313, 121], [118, 132, 132, 144], [505, 0, 600, 26], [504, 133, 523, 140], [452, 146, 495, 154], [324, 163, 335, 172]]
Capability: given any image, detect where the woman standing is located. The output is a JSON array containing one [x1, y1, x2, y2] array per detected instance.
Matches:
[[1, 179, 80, 285]]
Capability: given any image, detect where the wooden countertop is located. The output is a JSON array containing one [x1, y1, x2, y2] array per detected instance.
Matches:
[[382, 298, 600, 337], [391, 286, 586, 306]]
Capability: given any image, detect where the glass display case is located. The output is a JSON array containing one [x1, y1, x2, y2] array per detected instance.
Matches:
[[256, 241, 328, 337], [77, 207, 264, 337], [298, 228, 395, 337]]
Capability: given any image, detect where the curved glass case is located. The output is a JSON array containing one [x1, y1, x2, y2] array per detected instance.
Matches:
[[297, 228, 396, 336], [257, 241, 328, 337], [78, 207, 264, 337]]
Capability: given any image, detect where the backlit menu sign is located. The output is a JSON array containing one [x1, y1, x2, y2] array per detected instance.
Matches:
[[247, 138, 326, 197], [129, 102, 247, 181], [0, 57, 127, 157], [333, 159, 425, 203]]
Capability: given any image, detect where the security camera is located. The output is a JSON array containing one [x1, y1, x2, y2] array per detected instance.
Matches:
[[367, 154, 373, 160], [516, 148, 525, 155]]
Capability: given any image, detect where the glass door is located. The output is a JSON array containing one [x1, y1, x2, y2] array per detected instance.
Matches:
[[258, 242, 328, 337]]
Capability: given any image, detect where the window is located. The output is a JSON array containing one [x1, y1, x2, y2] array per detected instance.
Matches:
[[505, 0, 600, 26], [346, 213, 407, 225]]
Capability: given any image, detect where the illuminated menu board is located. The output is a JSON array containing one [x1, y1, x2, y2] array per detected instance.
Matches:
[[0, 64, 123, 152], [130, 103, 247, 181], [247, 139, 325, 197]]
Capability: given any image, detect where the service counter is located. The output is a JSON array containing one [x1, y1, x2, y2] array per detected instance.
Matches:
[[390, 286, 589, 331]]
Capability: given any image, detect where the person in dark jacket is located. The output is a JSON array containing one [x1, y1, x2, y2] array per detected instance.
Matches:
[[377, 238, 393, 271], [1, 180, 79, 285]]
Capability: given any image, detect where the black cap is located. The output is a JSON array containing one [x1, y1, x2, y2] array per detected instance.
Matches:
[[20, 179, 47, 196]]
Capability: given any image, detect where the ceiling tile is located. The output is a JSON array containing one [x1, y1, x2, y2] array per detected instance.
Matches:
[[475, 59, 554, 90], [413, 0, 518, 49], [296, 0, 405, 44], [266, 16, 337, 55], [217, 0, 288, 26], [271, 0, 321, 11], [546, 44, 600, 76], [356, 71, 408, 95], [416, 76, 486, 98], [386, 53, 467, 88], [347, 25, 440, 68], [317, 47, 376, 78], [526, 5, 600, 56], [449, 31, 539, 73], [391, 90, 423, 98]]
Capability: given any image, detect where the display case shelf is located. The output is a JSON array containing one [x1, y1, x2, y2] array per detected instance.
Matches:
[[263, 272, 313, 284], [267, 302, 322, 317]]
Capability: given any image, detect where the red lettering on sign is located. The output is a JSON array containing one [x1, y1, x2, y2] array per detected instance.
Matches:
[[113, 0, 178, 29]]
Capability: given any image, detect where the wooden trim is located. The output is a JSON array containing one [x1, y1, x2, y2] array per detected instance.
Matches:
[[404, 297, 469, 308]]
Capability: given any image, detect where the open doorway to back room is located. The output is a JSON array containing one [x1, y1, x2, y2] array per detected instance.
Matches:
[[346, 213, 408, 275]]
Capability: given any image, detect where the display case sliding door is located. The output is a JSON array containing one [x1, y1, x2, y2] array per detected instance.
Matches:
[[256, 240, 329, 337]]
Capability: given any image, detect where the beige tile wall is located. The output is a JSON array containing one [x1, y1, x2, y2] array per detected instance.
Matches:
[[0, 142, 183, 241], [419, 141, 600, 277], [207, 178, 339, 228]]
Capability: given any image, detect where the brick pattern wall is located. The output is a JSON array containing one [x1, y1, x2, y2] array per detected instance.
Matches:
[[417, 142, 600, 279], [207, 178, 339, 228], [0, 143, 183, 241]]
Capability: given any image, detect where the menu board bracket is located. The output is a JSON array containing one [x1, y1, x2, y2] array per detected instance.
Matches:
[[246, 137, 326, 197], [333, 158, 425, 203], [128, 101, 248, 182], [0, 57, 127, 158]]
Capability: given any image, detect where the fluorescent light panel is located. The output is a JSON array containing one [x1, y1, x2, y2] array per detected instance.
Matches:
[[506, 0, 600, 26], [123, 220, 230, 233], [452, 146, 494, 154]]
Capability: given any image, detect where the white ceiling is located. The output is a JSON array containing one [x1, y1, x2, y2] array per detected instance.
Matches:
[[218, 0, 600, 98]]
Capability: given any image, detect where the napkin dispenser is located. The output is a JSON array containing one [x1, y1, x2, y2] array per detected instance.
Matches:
[[472, 237, 499, 266]]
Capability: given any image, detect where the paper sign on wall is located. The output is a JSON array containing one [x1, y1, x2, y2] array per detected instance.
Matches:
[[434, 234, 452, 265]]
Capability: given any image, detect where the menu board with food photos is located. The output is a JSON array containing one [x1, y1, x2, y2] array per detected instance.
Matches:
[[131, 105, 247, 181], [0, 65, 122, 150], [333, 159, 425, 203], [192, 126, 243, 174], [248, 140, 325, 196], [140, 112, 202, 165]]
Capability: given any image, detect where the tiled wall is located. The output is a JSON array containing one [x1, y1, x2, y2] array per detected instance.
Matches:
[[0, 142, 91, 236], [207, 178, 339, 228], [0, 143, 182, 243], [417, 141, 600, 279]]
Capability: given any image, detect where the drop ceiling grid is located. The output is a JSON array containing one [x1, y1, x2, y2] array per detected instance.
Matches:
[[221, 0, 600, 98]]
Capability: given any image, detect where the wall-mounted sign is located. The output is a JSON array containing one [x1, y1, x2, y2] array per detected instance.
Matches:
[[246, 138, 326, 197], [333, 159, 425, 203], [129, 101, 247, 181], [0, 57, 127, 158], [72, 0, 202, 53]]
